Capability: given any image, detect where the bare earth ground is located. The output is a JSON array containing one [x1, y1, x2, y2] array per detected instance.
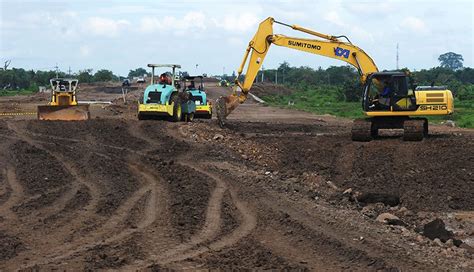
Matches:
[[0, 82, 473, 271]]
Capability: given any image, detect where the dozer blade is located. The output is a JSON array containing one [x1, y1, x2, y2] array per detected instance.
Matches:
[[37, 105, 90, 121], [216, 95, 240, 127]]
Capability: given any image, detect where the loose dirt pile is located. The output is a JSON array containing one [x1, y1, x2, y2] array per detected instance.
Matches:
[[250, 82, 295, 97]]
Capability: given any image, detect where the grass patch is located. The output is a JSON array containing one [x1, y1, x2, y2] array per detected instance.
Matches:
[[428, 100, 474, 128], [0, 87, 37, 97]]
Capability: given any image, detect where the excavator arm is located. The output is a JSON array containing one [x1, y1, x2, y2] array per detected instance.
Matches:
[[216, 17, 379, 123]]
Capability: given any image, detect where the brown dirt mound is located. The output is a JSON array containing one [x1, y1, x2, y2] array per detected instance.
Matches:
[[249, 83, 294, 97]]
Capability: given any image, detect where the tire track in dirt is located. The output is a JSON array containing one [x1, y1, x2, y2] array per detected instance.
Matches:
[[120, 123, 248, 269], [212, 154, 437, 271], [122, 161, 257, 270], [21, 160, 161, 269], [0, 166, 24, 220], [0, 122, 104, 270], [6, 122, 100, 220]]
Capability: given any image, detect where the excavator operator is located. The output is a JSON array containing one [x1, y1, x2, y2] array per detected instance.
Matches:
[[379, 80, 392, 108]]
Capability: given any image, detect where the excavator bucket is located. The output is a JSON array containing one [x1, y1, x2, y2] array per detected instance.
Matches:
[[37, 105, 90, 121], [216, 95, 240, 126]]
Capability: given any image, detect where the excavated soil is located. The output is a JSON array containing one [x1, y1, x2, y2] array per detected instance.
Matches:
[[0, 83, 473, 270]]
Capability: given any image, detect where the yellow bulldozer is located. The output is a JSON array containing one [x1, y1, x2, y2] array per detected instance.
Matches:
[[37, 78, 90, 121]]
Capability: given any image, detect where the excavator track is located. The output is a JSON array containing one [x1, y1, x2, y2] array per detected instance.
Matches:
[[351, 118, 375, 142], [403, 118, 427, 141]]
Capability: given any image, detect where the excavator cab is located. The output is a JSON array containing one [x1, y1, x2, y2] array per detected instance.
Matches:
[[363, 72, 416, 112]]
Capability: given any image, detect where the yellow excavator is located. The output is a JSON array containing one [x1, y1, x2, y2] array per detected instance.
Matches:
[[216, 17, 454, 141], [38, 78, 90, 121]]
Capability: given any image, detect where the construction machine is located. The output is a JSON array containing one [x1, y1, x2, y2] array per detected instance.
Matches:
[[184, 76, 212, 119], [216, 17, 454, 141], [137, 64, 196, 121], [38, 78, 90, 121]]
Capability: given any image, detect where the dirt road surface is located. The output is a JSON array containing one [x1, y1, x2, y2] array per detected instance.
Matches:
[[0, 82, 473, 270]]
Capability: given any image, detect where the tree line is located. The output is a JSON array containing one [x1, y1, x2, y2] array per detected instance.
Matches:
[[1, 52, 472, 101], [256, 58, 473, 101], [0, 68, 120, 90], [0, 66, 156, 91]]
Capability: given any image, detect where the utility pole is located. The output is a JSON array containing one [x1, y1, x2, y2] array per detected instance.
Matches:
[[261, 66, 264, 82], [55, 64, 59, 78], [396, 43, 399, 70], [68, 66, 72, 77], [275, 69, 278, 84], [195, 64, 198, 73]]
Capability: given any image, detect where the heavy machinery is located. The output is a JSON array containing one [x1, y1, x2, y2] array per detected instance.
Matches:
[[38, 78, 90, 121], [138, 64, 196, 121], [218, 79, 230, 87], [184, 76, 212, 119], [216, 17, 454, 141]]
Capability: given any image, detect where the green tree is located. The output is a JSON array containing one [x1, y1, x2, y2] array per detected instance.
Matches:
[[34, 70, 59, 86], [326, 66, 357, 86], [78, 69, 93, 83], [93, 69, 116, 82], [438, 52, 463, 70], [128, 68, 148, 78], [342, 79, 363, 102], [457, 85, 474, 100], [455, 67, 474, 84]]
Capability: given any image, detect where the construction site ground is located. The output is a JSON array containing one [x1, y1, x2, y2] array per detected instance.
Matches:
[[0, 82, 473, 271]]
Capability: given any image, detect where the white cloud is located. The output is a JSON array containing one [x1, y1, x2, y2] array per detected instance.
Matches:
[[349, 25, 375, 43], [323, 11, 344, 27], [346, 2, 395, 14], [85, 17, 130, 37], [227, 37, 245, 47], [139, 11, 206, 33], [79, 45, 91, 57], [213, 13, 259, 32], [400, 16, 427, 33]]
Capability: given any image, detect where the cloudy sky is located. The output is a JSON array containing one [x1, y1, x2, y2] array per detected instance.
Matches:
[[1, 0, 473, 76]]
